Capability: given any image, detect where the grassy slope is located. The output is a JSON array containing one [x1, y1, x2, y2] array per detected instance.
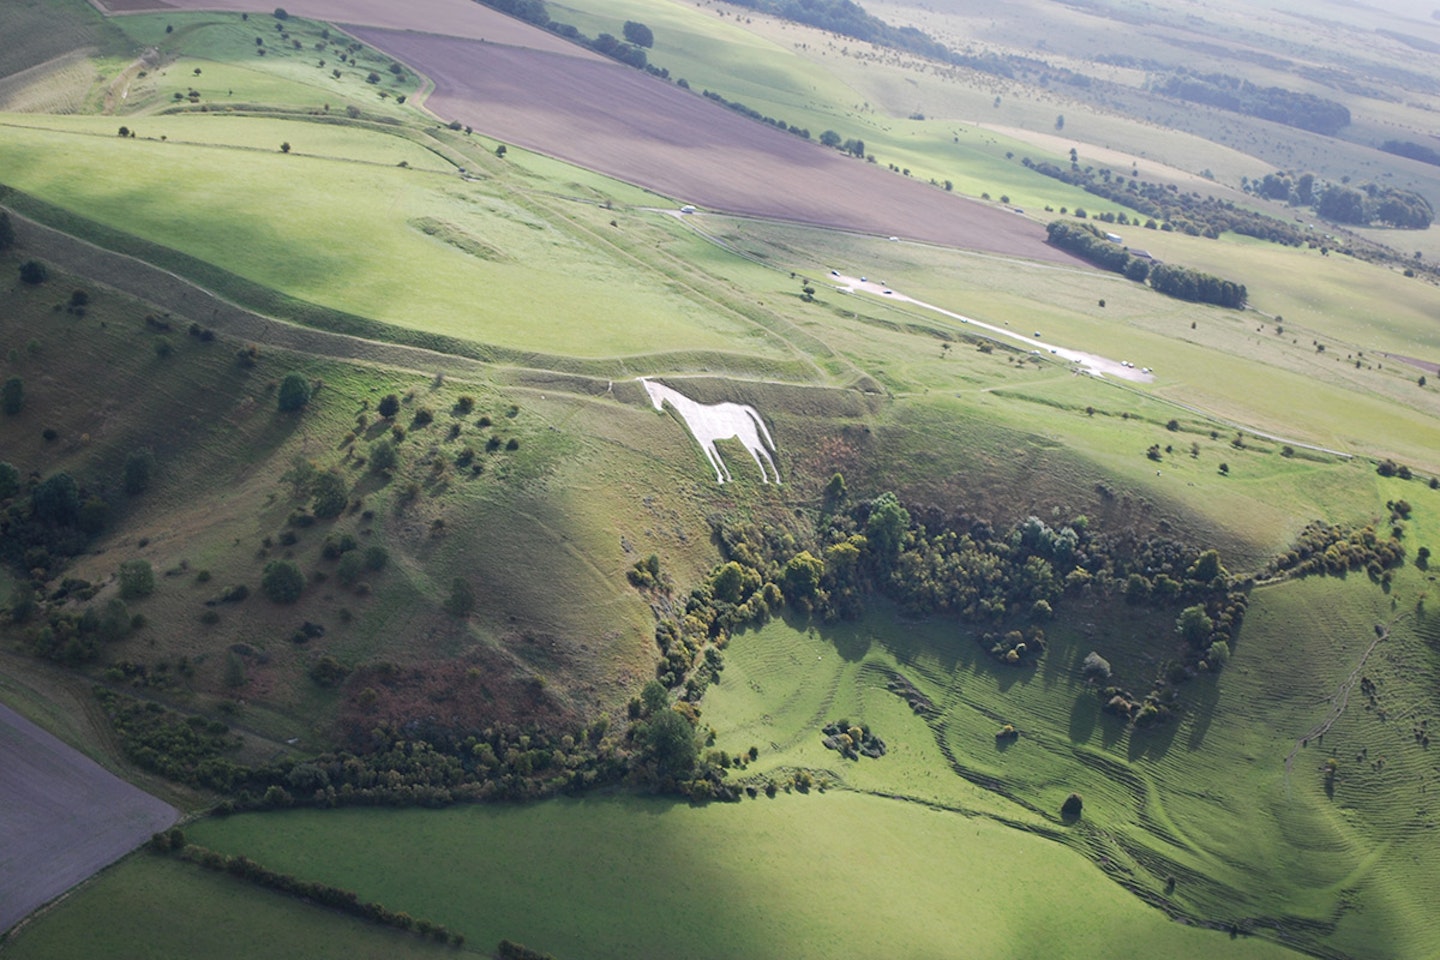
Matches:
[[1, 854, 458, 960], [697, 564, 1440, 958], [0, 249, 671, 739], [181, 797, 1297, 960], [2, 2, 1439, 957]]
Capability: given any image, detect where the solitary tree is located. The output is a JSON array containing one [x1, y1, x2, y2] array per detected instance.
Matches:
[[262, 560, 305, 603], [277, 372, 312, 411], [369, 437, 398, 474], [310, 470, 348, 518], [377, 393, 401, 418], [444, 577, 475, 617], [0, 461, 19, 500], [19, 260, 47, 285], [1, 377, 23, 415], [622, 20, 654, 48], [1081, 651, 1112, 682], [119, 559, 156, 599], [280, 141, 292, 153], [123, 448, 155, 495]]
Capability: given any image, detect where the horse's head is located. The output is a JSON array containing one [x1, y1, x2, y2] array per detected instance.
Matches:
[[640, 378, 666, 411]]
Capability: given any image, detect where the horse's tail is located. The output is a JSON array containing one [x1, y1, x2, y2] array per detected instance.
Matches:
[[744, 405, 776, 451]]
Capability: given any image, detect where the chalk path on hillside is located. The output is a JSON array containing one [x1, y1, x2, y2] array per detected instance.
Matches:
[[833, 274, 1154, 383], [0, 703, 178, 933]]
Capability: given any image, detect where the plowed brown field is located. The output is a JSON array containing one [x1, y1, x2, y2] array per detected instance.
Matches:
[[0, 704, 177, 933]]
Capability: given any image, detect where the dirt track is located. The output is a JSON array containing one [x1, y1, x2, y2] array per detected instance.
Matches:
[[0, 703, 177, 932]]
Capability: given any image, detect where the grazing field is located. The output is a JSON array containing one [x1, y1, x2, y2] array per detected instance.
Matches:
[[0, 118, 801, 362], [1, 854, 456, 960], [0, 704, 177, 932], [4, 0, 1440, 956], [182, 796, 1298, 960], [697, 567, 1440, 960]]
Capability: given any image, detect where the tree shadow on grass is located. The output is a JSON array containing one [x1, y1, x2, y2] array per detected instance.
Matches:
[[1185, 674, 1221, 751], [1127, 713, 1180, 762], [1069, 690, 1099, 744], [1099, 709, 1127, 750]]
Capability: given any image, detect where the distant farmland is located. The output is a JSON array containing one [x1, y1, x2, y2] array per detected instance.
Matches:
[[347, 27, 1078, 264]]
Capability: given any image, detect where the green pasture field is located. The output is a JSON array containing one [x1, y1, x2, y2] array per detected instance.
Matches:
[[698, 560, 1440, 959], [109, 12, 422, 118], [1, 854, 456, 960], [183, 794, 1298, 960], [693, 215, 1440, 476], [0, 119, 800, 362]]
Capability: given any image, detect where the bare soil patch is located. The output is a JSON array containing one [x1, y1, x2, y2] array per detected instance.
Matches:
[[0, 702, 177, 933], [109, 0, 603, 59], [347, 28, 1083, 264]]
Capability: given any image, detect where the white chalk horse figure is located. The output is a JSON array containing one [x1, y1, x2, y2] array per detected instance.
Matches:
[[641, 378, 780, 484]]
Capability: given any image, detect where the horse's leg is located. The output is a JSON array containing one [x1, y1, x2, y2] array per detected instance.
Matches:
[[755, 446, 779, 484], [702, 440, 729, 483], [741, 432, 773, 483]]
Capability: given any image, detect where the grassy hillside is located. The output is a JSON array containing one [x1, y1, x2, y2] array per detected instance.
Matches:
[[3, 0, 1440, 958]]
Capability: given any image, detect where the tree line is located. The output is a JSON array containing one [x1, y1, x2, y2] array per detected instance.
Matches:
[[723, 0, 1015, 78], [700, 90, 810, 140], [1152, 70, 1351, 135], [1022, 157, 1312, 245], [1045, 221, 1247, 308], [151, 833, 466, 947], [629, 486, 1249, 730], [1251, 170, 1433, 229], [475, 0, 649, 70]]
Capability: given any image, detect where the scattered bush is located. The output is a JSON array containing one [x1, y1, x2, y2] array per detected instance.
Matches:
[[369, 437, 398, 474], [444, 578, 474, 617], [119, 559, 156, 600], [123, 448, 155, 496], [1, 377, 23, 415], [261, 560, 304, 603], [277, 372, 312, 412], [1061, 792, 1084, 818], [18, 260, 48, 285]]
